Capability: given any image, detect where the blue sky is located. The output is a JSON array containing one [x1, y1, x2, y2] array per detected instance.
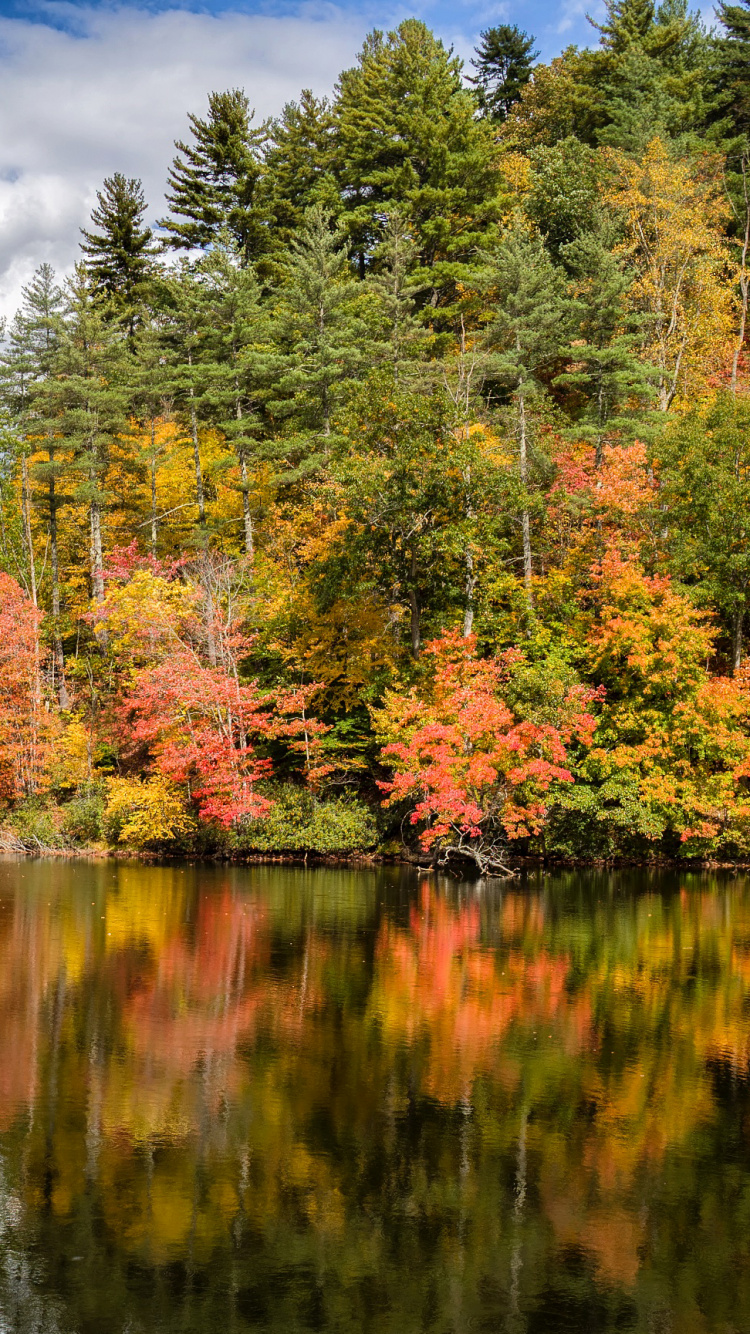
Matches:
[[0, 0, 601, 60], [0, 0, 610, 314]]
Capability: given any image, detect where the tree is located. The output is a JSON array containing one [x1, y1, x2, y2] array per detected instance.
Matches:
[[0, 264, 71, 703], [80, 173, 156, 330], [195, 241, 276, 558], [37, 268, 131, 612], [261, 90, 338, 259], [605, 137, 734, 410], [469, 25, 538, 122], [657, 391, 750, 669], [716, 0, 750, 134], [268, 204, 367, 479], [375, 630, 597, 873], [332, 20, 500, 310], [159, 89, 268, 265], [481, 221, 570, 606], [0, 574, 51, 799], [555, 226, 656, 459]]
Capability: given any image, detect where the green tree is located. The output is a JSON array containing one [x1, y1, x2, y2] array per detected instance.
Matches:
[[262, 91, 338, 258], [80, 174, 156, 331], [159, 89, 268, 265], [469, 24, 538, 122], [482, 222, 570, 608], [332, 20, 500, 311], [658, 391, 750, 669], [0, 264, 71, 702], [195, 241, 277, 558], [39, 268, 131, 613], [268, 205, 368, 482], [556, 227, 656, 459]]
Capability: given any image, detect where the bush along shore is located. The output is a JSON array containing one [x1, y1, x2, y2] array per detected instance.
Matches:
[[6, 14, 750, 871]]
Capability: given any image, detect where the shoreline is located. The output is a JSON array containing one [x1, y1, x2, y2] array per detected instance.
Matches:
[[2, 840, 750, 874]]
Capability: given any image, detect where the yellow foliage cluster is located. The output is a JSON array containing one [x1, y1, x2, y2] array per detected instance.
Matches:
[[104, 775, 194, 849]]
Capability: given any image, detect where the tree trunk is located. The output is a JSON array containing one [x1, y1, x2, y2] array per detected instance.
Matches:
[[240, 455, 254, 560], [409, 549, 421, 659], [463, 547, 475, 637], [518, 390, 533, 608], [89, 488, 105, 606], [150, 419, 158, 557], [732, 150, 750, 395], [21, 454, 37, 608], [733, 606, 744, 673], [187, 353, 205, 526], [48, 462, 69, 709]]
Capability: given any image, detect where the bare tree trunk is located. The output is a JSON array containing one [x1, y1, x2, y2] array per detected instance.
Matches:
[[409, 550, 421, 659], [240, 456, 254, 560], [89, 490, 105, 606], [49, 465, 69, 709], [187, 353, 205, 526], [21, 454, 37, 608], [732, 150, 750, 395], [518, 390, 533, 608], [150, 419, 158, 557], [463, 547, 475, 637], [733, 606, 744, 673]]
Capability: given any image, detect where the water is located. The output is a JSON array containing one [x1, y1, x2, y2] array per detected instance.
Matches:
[[0, 861, 749, 1333]]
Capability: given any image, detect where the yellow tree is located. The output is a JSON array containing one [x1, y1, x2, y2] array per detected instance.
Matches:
[[605, 138, 735, 410]]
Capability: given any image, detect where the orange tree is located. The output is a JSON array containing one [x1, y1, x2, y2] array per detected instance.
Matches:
[[374, 629, 598, 873]]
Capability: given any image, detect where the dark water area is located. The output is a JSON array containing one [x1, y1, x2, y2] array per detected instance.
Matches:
[[0, 861, 749, 1333]]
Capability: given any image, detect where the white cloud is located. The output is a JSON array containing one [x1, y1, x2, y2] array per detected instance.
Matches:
[[0, 3, 366, 317]]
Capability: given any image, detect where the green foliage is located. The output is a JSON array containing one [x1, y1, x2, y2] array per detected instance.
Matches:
[[235, 785, 378, 854], [61, 791, 105, 845], [470, 25, 538, 122], [5, 798, 65, 850]]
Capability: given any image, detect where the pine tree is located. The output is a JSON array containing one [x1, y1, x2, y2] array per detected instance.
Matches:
[[716, 0, 750, 134], [469, 25, 538, 122], [196, 241, 277, 558], [262, 91, 338, 258], [38, 268, 131, 616], [159, 89, 268, 265], [482, 222, 571, 608], [366, 211, 427, 382], [268, 205, 368, 481], [555, 228, 657, 459], [80, 174, 156, 331], [0, 265, 71, 703], [332, 21, 500, 313]]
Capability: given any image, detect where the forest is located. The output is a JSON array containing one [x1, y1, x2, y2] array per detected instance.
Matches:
[[2, 0, 750, 869]]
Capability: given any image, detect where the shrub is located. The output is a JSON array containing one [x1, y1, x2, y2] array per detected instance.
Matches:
[[6, 798, 65, 850], [61, 791, 105, 845], [235, 785, 377, 855], [103, 775, 195, 850]]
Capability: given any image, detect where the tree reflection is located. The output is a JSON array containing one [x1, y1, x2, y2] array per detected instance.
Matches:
[[1, 864, 750, 1330]]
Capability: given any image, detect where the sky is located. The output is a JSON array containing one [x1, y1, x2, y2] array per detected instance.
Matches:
[[0, 0, 606, 319]]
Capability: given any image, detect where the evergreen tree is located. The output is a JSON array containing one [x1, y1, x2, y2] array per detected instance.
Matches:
[[366, 211, 427, 382], [332, 21, 500, 313], [482, 222, 570, 608], [469, 25, 538, 122], [555, 228, 657, 459], [262, 91, 338, 258], [196, 241, 277, 558], [38, 268, 131, 615], [159, 89, 268, 265], [80, 174, 156, 330], [716, 0, 750, 134], [268, 205, 368, 481], [0, 264, 71, 702]]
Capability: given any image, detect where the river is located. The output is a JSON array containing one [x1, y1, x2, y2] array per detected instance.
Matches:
[[0, 858, 748, 1332]]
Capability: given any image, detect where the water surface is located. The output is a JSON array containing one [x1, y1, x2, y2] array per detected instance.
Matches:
[[0, 859, 748, 1333]]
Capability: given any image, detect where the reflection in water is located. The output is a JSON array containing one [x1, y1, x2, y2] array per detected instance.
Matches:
[[0, 861, 750, 1331]]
